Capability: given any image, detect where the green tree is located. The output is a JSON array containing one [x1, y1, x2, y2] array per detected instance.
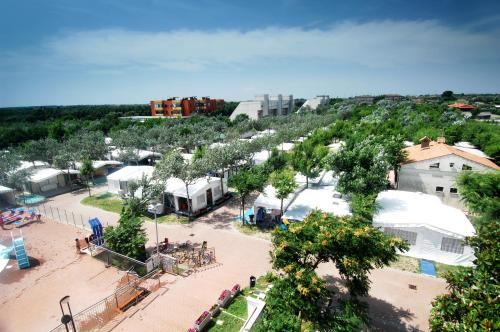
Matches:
[[270, 169, 297, 216], [0, 150, 20, 185], [456, 171, 500, 219], [154, 150, 205, 217], [290, 140, 328, 188], [328, 137, 391, 195], [80, 159, 94, 197], [441, 90, 456, 101], [228, 166, 267, 223], [430, 171, 499, 331], [103, 209, 147, 261], [259, 210, 408, 330], [125, 175, 163, 216]]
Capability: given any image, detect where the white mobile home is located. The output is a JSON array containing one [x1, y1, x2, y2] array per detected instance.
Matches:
[[374, 190, 476, 266], [107, 166, 154, 195], [164, 176, 227, 215]]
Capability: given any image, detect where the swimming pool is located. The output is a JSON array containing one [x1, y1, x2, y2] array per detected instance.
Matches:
[[16, 194, 46, 205]]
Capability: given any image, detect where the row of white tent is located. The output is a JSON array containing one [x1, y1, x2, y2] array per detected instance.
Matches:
[[253, 170, 476, 266]]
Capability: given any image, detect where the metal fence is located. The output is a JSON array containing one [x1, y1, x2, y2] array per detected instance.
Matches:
[[49, 270, 161, 332], [89, 239, 150, 276], [34, 203, 109, 232]]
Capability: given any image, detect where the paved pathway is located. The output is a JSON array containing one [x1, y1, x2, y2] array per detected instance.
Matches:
[[35, 186, 446, 332]]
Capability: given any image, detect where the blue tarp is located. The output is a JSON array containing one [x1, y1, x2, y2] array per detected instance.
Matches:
[[420, 259, 436, 277], [88, 218, 104, 245]]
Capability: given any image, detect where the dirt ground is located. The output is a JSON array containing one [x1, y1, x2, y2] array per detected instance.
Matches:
[[1, 186, 450, 332], [0, 219, 125, 332]]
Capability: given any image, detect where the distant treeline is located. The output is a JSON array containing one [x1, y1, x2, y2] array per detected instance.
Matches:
[[0, 102, 238, 149]]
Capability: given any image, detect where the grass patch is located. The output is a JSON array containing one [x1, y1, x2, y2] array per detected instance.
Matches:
[[434, 261, 463, 279], [140, 213, 189, 224], [225, 295, 248, 319], [208, 311, 245, 332], [81, 192, 124, 214], [389, 255, 420, 274]]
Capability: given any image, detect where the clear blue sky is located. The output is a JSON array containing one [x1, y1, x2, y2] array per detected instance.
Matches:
[[1, 0, 499, 106]]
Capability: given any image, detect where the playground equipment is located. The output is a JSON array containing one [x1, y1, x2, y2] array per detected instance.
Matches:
[[88, 218, 104, 245], [162, 239, 217, 272], [11, 231, 30, 269]]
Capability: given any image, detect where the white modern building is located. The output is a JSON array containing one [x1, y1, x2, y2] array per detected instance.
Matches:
[[374, 190, 476, 266], [107, 166, 154, 195], [397, 137, 499, 208], [230, 94, 294, 120], [298, 95, 330, 112]]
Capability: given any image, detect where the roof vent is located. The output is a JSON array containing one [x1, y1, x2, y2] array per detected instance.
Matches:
[[420, 136, 431, 149], [437, 137, 446, 144]]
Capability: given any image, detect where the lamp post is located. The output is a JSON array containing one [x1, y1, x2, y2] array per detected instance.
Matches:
[[59, 295, 76, 332], [148, 202, 162, 257]]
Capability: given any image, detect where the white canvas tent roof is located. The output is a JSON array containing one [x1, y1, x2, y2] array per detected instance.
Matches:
[[107, 166, 154, 182], [75, 160, 122, 170], [373, 190, 475, 238], [110, 149, 161, 161], [283, 186, 351, 222], [29, 168, 64, 183], [252, 150, 270, 165], [295, 171, 324, 185], [0, 185, 14, 194], [17, 161, 49, 172], [165, 176, 220, 198], [253, 184, 304, 211], [318, 171, 338, 187], [276, 142, 294, 152]]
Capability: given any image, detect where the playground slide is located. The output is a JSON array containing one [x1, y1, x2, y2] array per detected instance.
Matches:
[[13, 237, 30, 269]]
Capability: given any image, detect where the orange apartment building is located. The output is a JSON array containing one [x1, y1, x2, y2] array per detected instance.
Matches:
[[150, 97, 224, 117]]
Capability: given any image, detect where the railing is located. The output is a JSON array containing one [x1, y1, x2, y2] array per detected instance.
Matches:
[[49, 270, 161, 332], [34, 203, 110, 232]]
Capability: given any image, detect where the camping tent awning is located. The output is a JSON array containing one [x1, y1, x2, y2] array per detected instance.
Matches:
[[283, 186, 351, 222], [373, 190, 475, 238], [106, 166, 153, 182], [29, 168, 64, 183]]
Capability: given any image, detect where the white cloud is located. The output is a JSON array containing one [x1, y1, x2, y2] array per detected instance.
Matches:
[[38, 20, 499, 72]]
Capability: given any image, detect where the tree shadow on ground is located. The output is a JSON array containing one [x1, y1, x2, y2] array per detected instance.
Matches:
[[323, 274, 421, 332]]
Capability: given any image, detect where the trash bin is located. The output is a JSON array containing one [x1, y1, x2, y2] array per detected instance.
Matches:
[[250, 276, 256, 288]]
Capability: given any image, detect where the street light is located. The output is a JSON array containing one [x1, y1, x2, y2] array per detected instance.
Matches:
[[59, 295, 76, 332], [148, 202, 163, 257]]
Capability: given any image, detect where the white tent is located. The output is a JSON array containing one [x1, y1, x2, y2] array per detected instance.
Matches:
[[28, 168, 67, 193], [74, 160, 122, 176], [107, 166, 154, 194], [276, 142, 294, 152], [0, 185, 15, 205], [373, 190, 476, 266], [283, 186, 351, 222], [164, 176, 227, 214], [295, 171, 325, 186], [109, 149, 161, 162], [253, 183, 305, 213], [252, 150, 270, 165]]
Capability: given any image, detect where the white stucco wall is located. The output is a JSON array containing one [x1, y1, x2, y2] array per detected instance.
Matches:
[[398, 154, 491, 208]]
